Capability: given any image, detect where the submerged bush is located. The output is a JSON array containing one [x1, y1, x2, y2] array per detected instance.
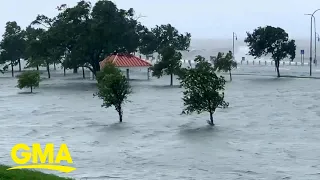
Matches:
[[16, 70, 40, 93]]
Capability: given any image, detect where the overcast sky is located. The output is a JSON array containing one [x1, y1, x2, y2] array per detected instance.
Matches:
[[0, 0, 319, 40]]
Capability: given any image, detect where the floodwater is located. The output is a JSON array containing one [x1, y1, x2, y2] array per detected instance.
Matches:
[[1, 64, 320, 180]]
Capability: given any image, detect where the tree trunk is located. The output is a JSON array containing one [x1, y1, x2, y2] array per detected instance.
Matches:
[[90, 55, 100, 77], [86, 66, 95, 78], [170, 73, 173, 86], [82, 66, 85, 79], [92, 68, 96, 78], [54, 63, 56, 70], [31, 86, 33, 93], [73, 67, 78, 73], [36, 66, 39, 71], [11, 60, 14, 77], [64, 67, 66, 76], [275, 60, 280, 77], [229, 70, 232, 81], [18, 59, 21, 72], [46, 62, 51, 79], [209, 111, 215, 126], [117, 106, 123, 123]]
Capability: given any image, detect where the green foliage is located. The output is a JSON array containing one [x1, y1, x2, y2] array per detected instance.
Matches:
[[213, 51, 237, 72], [151, 47, 182, 85], [244, 26, 296, 77], [138, 26, 158, 55], [142, 24, 190, 85], [213, 51, 237, 81], [0, 21, 25, 76], [0, 165, 73, 180], [0, 50, 9, 73], [17, 1, 191, 78], [27, 14, 65, 78], [96, 62, 122, 82], [16, 71, 40, 93], [144, 24, 191, 54], [0, 0, 191, 80], [95, 63, 131, 122], [180, 55, 229, 125], [42, 0, 146, 76], [23, 26, 46, 69]]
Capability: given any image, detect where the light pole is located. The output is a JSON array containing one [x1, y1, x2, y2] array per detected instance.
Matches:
[[232, 32, 238, 60], [306, 14, 319, 66], [305, 9, 320, 76]]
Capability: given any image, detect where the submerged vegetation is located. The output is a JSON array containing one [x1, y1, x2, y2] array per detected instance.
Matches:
[[180, 56, 229, 125], [245, 26, 296, 77], [95, 63, 132, 123], [0, 1, 303, 179], [213, 51, 237, 81], [16, 70, 40, 93], [0, 0, 298, 123], [0, 0, 234, 124]]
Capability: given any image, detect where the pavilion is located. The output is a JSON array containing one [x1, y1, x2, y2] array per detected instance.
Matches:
[[99, 53, 152, 80]]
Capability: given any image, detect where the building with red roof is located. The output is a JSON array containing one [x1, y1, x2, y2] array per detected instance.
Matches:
[[99, 53, 152, 79]]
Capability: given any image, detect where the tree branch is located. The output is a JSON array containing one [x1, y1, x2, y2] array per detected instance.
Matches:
[[134, 14, 147, 21], [83, 64, 94, 73], [31, 21, 50, 29]]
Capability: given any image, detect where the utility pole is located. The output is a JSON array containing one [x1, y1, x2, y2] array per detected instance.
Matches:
[[232, 32, 237, 60]]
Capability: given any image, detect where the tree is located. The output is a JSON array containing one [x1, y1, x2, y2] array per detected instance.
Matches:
[[48, 1, 144, 77], [16, 71, 40, 93], [51, 3, 89, 74], [146, 24, 191, 85], [24, 29, 55, 78], [179, 55, 229, 126], [213, 51, 237, 81], [96, 62, 122, 82], [24, 1, 189, 79], [0, 21, 25, 76], [0, 49, 10, 73], [30, 15, 65, 78], [95, 63, 131, 123], [244, 26, 296, 77], [24, 26, 46, 71], [148, 24, 191, 54], [151, 46, 182, 86], [138, 26, 158, 56]]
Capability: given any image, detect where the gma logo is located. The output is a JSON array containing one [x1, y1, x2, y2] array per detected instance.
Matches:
[[7, 143, 76, 173]]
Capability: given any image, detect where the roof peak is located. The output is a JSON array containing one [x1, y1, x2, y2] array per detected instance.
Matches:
[[101, 53, 152, 68], [110, 52, 134, 56]]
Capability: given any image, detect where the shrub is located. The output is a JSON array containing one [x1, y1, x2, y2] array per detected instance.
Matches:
[[16, 70, 40, 93]]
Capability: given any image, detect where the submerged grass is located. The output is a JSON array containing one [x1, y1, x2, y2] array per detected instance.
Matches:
[[0, 165, 73, 180]]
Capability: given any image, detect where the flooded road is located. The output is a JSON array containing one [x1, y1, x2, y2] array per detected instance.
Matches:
[[1, 65, 320, 180]]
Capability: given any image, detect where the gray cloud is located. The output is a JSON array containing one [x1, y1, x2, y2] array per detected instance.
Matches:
[[0, 0, 319, 39]]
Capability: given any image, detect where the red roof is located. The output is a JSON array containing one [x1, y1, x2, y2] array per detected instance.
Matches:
[[100, 54, 152, 69]]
